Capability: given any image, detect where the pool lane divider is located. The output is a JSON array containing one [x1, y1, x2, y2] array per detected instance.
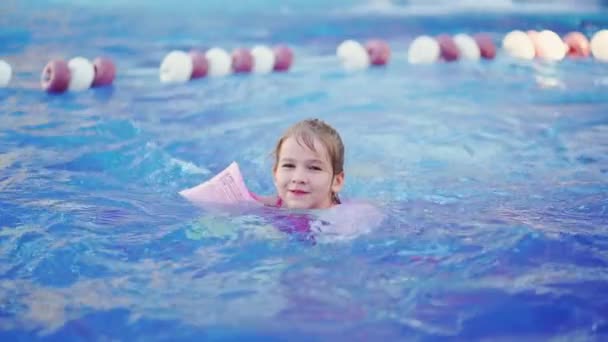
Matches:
[[159, 44, 294, 83], [339, 34, 495, 67], [339, 33, 496, 68], [336, 39, 392, 70], [41, 56, 116, 93], [6, 28, 603, 93], [338, 29, 607, 70]]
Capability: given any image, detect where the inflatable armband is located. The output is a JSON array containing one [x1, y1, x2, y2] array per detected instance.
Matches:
[[180, 162, 257, 205]]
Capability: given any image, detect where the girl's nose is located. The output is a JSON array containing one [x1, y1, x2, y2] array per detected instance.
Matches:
[[291, 168, 307, 183]]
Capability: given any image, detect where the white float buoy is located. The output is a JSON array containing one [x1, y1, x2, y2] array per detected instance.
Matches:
[[0, 60, 12, 87], [337, 39, 370, 70], [502, 30, 536, 60], [250, 45, 275, 74], [453, 34, 480, 61], [160, 50, 193, 83], [67, 57, 95, 91], [407, 36, 440, 64], [591, 29, 608, 62], [536, 30, 566, 62], [205, 47, 232, 77]]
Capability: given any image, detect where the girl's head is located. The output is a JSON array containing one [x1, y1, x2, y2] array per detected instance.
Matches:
[[272, 119, 345, 209]]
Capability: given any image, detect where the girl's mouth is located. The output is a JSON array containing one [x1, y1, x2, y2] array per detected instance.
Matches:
[[290, 190, 309, 195]]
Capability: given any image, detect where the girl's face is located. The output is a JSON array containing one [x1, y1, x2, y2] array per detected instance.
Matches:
[[273, 136, 344, 209]]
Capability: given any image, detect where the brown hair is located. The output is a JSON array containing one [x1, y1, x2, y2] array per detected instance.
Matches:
[[272, 118, 344, 204]]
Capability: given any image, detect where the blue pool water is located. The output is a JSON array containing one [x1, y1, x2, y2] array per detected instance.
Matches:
[[1, 0, 608, 340]]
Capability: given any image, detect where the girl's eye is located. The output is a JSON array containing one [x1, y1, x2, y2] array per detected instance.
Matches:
[[282, 163, 295, 169], [309, 165, 322, 171]]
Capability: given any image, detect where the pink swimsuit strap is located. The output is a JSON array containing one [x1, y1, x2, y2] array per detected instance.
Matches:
[[248, 190, 260, 201], [248, 190, 283, 207]]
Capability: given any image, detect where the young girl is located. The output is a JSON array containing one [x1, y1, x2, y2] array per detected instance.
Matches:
[[181, 118, 381, 242], [253, 118, 345, 210]]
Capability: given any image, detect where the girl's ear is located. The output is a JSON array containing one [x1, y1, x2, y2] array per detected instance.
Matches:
[[331, 171, 345, 194]]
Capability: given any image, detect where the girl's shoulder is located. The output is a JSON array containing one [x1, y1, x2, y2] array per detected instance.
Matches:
[[320, 199, 384, 224], [311, 200, 385, 242]]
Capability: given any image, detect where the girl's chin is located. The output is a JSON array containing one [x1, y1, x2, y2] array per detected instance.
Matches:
[[283, 199, 331, 210]]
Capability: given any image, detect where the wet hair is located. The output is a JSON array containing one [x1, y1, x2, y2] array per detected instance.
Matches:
[[272, 118, 344, 204]]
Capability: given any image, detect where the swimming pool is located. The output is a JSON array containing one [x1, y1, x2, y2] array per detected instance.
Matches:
[[1, 0, 608, 340]]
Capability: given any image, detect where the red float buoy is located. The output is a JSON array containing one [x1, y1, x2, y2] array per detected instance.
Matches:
[[273, 45, 294, 71], [364, 39, 391, 65], [41, 59, 71, 93], [436, 34, 460, 62], [231, 48, 254, 73], [189, 50, 208, 79], [473, 33, 496, 59], [92, 57, 116, 87], [563, 31, 590, 58]]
